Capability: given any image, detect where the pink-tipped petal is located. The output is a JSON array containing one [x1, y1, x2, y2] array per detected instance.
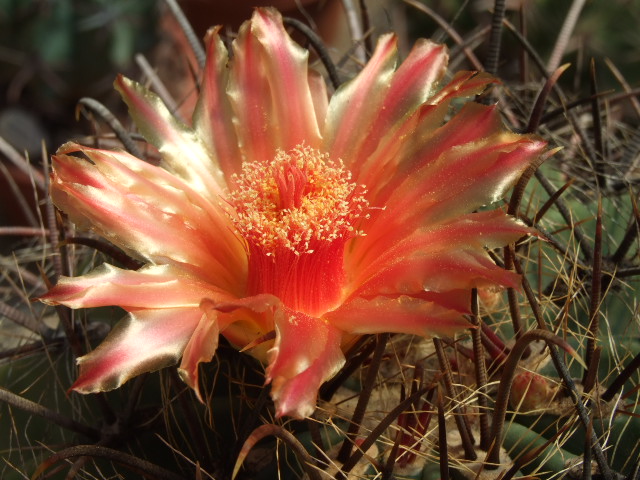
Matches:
[[228, 14, 277, 164], [51, 144, 246, 290], [427, 70, 497, 105], [349, 209, 534, 285], [349, 134, 545, 273], [193, 26, 242, 181], [353, 79, 500, 205], [307, 70, 328, 131], [250, 8, 321, 150], [38, 263, 232, 311], [72, 307, 204, 394], [115, 76, 225, 201], [348, 210, 530, 297], [206, 294, 283, 363], [178, 299, 221, 402], [325, 295, 471, 338], [324, 33, 398, 163], [266, 310, 345, 418], [355, 248, 522, 298], [355, 40, 448, 166], [360, 103, 514, 210]]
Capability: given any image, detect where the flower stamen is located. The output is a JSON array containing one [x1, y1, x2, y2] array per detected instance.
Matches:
[[229, 144, 368, 316]]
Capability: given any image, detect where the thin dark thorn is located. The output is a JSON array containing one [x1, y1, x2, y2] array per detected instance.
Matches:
[[533, 179, 575, 224], [76, 98, 144, 158], [590, 59, 606, 189], [283, 17, 341, 89], [34, 445, 184, 480], [437, 388, 450, 480], [337, 333, 389, 464], [616, 266, 640, 278], [526, 64, 571, 133], [509, 150, 552, 216], [583, 197, 603, 383], [538, 90, 616, 126], [63, 237, 144, 270], [480, 318, 509, 357], [535, 169, 594, 262], [163, 0, 205, 68], [504, 16, 600, 172], [504, 278, 525, 342], [584, 411, 594, 480], [486, 329, 580, 466], [358, 0, 373, 57], [518, 3, 527, 83], [383, 412, 404, 479], [503, 18, 548, 79], [484, 0, 507, 76], [469, 290, 491, 451], [547, 0, 587, 73], [233, 424, 322, 480], [402, 0, 483, 70], [582, 347, 601, 394], [433, 337, 477, 461], [602, 350, 640, 402], [338, 385, 432, 478], [401, 401, 432, 466], [512, 253, 613, 480], [320, 335, 376, 402], [611, 192, 640, 265], [0, 387, 100, 440]]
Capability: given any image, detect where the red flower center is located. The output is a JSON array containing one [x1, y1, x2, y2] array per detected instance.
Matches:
[[229, 145, 368, 317]]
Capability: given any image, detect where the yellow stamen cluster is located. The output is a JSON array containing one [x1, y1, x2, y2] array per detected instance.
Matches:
[[229, 145, 368, 257]]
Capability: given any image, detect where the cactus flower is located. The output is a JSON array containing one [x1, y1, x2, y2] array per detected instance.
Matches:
[[40, 8, 545, 418]]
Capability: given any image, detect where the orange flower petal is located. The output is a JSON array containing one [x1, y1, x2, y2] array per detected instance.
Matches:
[[325, 295, 471, 338], [307, 70, 329, 132], [348, 210, 533, 287], [193, 26, 242, 182], [38, 264, 233, 310], [355, 81, 500, 206], [355, 40, 448, 169], [266, 310, 344, 418], [114, 75, 225, 201], [51, 144, 246, 291], [354, 248, 522, 298], [72, 307, 205, 394], [228, 13, 276, 164], [178, 300, 221, 402], [251, 8, 321, 150], [351, 134, 545, 271], [324, 33, 398, 163]]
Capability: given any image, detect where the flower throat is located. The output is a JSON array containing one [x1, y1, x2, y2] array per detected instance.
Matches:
[[230, 145, 368, 317]]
